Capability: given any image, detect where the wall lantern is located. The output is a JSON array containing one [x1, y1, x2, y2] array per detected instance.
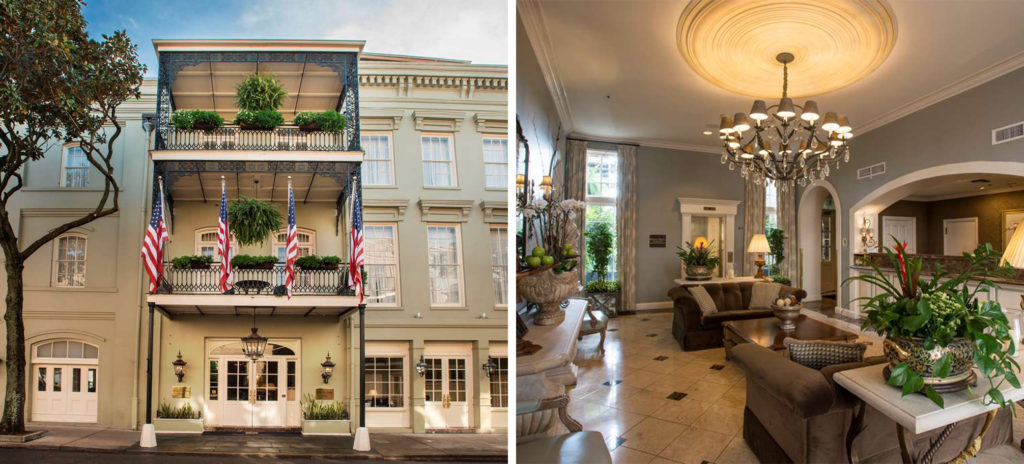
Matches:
[[241, 311, 268, 360], [415, 356, 428, 377], [482, 356, 499, 378], [172, 351, 187, 382], [321, 353, 336, 384]]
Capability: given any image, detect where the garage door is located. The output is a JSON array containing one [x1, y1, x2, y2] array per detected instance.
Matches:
[[31, 340, 98, 423]]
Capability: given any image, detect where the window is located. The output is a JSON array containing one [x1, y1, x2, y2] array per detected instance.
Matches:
[[35, 340, 98, 360], [585, 150, 619, 282], [195, 227, 236, 259], [54, 233, 86, 287], [421, 133, 457, 187], [427, 224, 464, 306], [489, 357, 508, 408], [365, 357, 404, 408], [365, 223, 400, 305], [489, 226, 508, 307], [764, 179, 779, 273], [273, 228, 315, 262], [61, 145, 89, 188], [424, 358, 443, 402], [361, 132, 394, 186], [209, 360, 219, 400], [483, 136, 508, 189]]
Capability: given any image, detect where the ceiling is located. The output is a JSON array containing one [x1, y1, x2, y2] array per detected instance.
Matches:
[[521, 0, 1024, 152], [902, 173, 1024, 202], [167, 172, 346, 203]]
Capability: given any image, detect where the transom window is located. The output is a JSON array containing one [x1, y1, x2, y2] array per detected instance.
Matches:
[[489, 226, 508, 307], [483, 136, 508, 189], [489, 357, 508, 408], [361, 132, 394, 186], [195, 227, 237, 259], [54, 233, 87, 288], [365, 357, 405, 408], [273, 228, 315, 262], [421, 133, 457, 187], [585, 149, 619, 282], [427, 224, 464, 306], [365, 223, 400, 305], [61, 145, 89, 188], [34, 340, 98, 360]]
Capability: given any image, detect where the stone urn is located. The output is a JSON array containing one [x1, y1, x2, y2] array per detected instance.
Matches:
[[685, 264, 712, 281], [883, 337, 976, 389], [517, 268, 579, 325], [771, 303, 801, 331]]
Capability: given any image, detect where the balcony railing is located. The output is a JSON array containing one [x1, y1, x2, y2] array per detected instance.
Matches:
[[159, 126, 352, 152], [159, 262, 354, 296]]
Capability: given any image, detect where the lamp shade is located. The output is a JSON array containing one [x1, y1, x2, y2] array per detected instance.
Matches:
[[747, 234, 771, 254], [1002, 222, 1024, 268], [749, 100, 768, 121]]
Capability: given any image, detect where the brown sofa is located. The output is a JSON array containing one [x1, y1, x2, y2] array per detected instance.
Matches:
[[731, 343, 1014, 463], [668, 281, 807, 351]]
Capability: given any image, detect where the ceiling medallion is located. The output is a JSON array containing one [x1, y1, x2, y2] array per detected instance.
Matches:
[[717, 52, 852, 186], [677, 0, 897, 97]]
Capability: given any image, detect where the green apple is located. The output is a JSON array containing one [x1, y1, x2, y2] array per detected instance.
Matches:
[[531, 246, 547, 257], [562, 244, 574, 256], [541, 255, 555, 266], [525, 256, 542, 268]]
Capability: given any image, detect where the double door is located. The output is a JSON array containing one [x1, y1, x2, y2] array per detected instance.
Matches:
[[423, 356, 472, 429], [218, 356, 287, 427], [32, 364, 98, 422]]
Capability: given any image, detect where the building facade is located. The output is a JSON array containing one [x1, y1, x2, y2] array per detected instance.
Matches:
[[0, 40, 508, 435]]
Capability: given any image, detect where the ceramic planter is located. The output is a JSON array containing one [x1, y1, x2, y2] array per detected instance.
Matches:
[[154, 417, 204, 433], [685, 264, 713, 281], [883, 336, 976, 386], [517, 268, 579, 325], [301, 419, 351, 435]]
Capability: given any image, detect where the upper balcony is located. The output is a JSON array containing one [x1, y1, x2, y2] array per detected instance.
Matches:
[[152, 40, 364, 157]]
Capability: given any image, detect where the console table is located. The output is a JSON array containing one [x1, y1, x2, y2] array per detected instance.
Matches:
[[673, 276, 762, 286]]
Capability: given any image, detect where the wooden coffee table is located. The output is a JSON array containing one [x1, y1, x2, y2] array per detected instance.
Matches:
[[722, 315, 858, 359]]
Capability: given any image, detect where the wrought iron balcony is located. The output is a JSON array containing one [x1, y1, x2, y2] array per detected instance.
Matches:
[[158, 262, 355, 296], [161, 125, 350, 151]]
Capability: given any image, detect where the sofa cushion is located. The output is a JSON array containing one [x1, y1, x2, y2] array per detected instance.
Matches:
[[701, 309, 775, 328], [784, 338, 867, 370], [688, 286, 717, 316], [749, 282, 782, 309]]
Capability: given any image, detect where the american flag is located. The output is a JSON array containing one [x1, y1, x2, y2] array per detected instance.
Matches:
[[349, 190, 365, 303], [218, 181, 232, 293], [141, 179, 169, 293], [284, 181, 298, 298]]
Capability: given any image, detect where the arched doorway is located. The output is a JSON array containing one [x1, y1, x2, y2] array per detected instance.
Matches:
[[31, 339, 99, 422], [205, 339, 301, 429], [798, 181, 843, 304]]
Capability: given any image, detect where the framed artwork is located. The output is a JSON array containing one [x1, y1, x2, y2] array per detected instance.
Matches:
[[1001, 209, 1024, 251]]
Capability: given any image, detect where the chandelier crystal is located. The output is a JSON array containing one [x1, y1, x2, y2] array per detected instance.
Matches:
[[718, 52, 852, 186]]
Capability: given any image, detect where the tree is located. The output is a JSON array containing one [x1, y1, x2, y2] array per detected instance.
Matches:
[[585, 221, 615, 283], [0, 0, 145, 434], [766, 228, 786, 277]]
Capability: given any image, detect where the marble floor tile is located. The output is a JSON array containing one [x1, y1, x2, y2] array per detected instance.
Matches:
[[583, 384, 643, 408], [678, 379, 729, 403], [691, 402, 744, 436], [645, 375, 697, 396], [658, 426, 732, 464], [650, 397, 712, 425], [620, 417, 687, 456], [618, 388, 674, 416], [610, 445, 657, 464], [715, 436, 760, 464], [621, 368, 665, 389]]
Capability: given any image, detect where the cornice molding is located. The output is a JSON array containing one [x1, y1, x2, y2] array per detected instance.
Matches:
[[413, 110, 466, 131], [419, 199, 474, 222], [361, 74, 506, 99], [571, 132, 720, 154], [475, 112, 508, 134], [518, 0, 575, 132], [481, 200, 508, 224], [363, 199, 410, 220], [360, 109, 405, 131], [857, 49, 1024, 135]]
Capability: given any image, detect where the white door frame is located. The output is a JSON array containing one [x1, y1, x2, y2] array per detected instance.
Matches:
[[678, 198, 740, 279], [943, 217, 979, 256], [423, 342, 474, 429], [206, 338, 300, 428], [882, 216, 918, 253], [797, 181, 843, 303]]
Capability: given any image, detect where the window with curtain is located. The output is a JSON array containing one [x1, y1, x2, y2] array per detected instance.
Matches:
[[273, 229, 315, 262], [195, 227, 237, 259], [585, 149, 618, 283], [421, 133, 456, 187], [61, 146, 89, 188], [489, 356, 508, 407], [483, 136, 508, 189], [364, 357, 405, 408], [361, 132, 394, 186], [54, 233, 87, 287], [365, 223, 400, 305], [764, 179, 779, 272], [427, 224, 464, 306], [489, 225, 508, 306]]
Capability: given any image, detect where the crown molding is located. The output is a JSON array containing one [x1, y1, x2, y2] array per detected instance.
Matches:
[[518, 0, 575, 132], [857, 49, 1024, 135], [571, 131, 721, 154]]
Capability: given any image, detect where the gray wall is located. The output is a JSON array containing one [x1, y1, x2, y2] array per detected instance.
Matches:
[[516, 15, 564, 182], [635, 146, 745, 304]]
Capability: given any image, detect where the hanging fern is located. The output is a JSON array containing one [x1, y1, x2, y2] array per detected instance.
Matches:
[[235, 73, 287, 112], [228, 196, 283, 246]]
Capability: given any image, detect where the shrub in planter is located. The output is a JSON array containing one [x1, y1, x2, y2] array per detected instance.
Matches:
[[157, 401, 201, 419], [295, 255, 323, 270], [231, 254, 278, 269], [228, 196, 283, 246], [171, 110, 224, 131], [294, 111, 347, 132], [320, 255, 341, 270], [172, 255, 213, 269], [301, 393, 348, 420], [235, 73, 286, 112], [234, 109, 284, 130], [585, 221, 622, 315]]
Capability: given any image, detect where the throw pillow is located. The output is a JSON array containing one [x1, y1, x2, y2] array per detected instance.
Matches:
[[784, 338, 867, 370], [688, 286, 717, 316], [749, 282, 782, 309]]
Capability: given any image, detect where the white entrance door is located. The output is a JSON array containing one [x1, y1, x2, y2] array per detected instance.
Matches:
[[32, 364, 98, 422], [217, 356, 287, 428], [423, 356, 472, 429], [252, 359, 286, 427], [944, 218, 979, 256], [220, 357, 252, 427], [882, 216, 917, 252]]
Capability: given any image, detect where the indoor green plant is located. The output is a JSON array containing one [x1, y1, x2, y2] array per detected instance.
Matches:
[[847, 238, 1020, 407], [584, 221, 621, 316], [227, 196, 283, 246], [172, 255, 213, 270], [677, 239, 720, 281], [766, 227, 785, 277], [230, 254, 278, 270], [234, 73, 286, 130], [294, 111, 346, 132], [516, 195, 584, 326], [171, 109, 224, 131]]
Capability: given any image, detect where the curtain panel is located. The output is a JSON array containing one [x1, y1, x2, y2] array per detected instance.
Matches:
[[743, 175, 766, 276], [778, 179, 798, 281], [564, 139, 589, 285], [617, 145, 638, 312]]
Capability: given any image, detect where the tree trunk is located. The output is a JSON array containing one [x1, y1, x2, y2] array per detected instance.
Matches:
[[0, 259, 26, 434]]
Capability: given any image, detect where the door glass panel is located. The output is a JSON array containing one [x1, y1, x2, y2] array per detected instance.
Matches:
[[448, 359, 466, 402], [87, 369, 96, 393], [209, 360, 219, 400], [287, 361, 296, 401], [53, 367, 62, 392], [72, 368, 81, 392], [37, 367, 46, 391], [424, 358, 443, 402], [227, 360, 249, 401], [255, 361, 278, 401]]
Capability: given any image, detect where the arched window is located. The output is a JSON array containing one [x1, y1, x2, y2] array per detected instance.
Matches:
[[53, 233, 87, 287], [195, 227, 236, 260], [34, 340, 99, 361], [272, 228, 315, 262], [60, 144, 89, 188]]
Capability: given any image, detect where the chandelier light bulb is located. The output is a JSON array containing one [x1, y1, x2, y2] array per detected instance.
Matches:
[[777, 97, 796, 119], [719, 115, 735, 134], [749, 100, 768, 120], [728, 139, 740, 149], [821, 112, 839, 132], [732, 112, 751, 132], [801, 101, 820, 122]]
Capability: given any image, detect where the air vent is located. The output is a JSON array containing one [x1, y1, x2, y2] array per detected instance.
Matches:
[[857, 162, 886, 180], [993, 121, 1024, 145]]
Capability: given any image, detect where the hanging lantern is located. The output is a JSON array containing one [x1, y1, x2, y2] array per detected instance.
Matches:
[[172, 350, 187, 382], [415, 356, 429, 377], [241, 327, 268, 360], [321, 353, 336, 384], [482, 356, 498, 378]]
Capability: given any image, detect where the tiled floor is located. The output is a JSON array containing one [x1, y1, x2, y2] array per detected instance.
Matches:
[[567, 310, 1024, 464]]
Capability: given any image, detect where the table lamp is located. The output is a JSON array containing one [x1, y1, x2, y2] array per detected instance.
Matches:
[[748, 233, 771, 279], [1000, 222, 1024, 354]]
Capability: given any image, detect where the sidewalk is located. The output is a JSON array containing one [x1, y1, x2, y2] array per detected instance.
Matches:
[[0, 426, 507, 461]]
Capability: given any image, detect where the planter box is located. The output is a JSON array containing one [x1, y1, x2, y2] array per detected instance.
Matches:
[[301, 419, 351, 435], [587, 290, 622, 317], [154, 418, 204, 434]]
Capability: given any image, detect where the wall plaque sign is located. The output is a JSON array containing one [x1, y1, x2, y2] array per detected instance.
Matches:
[[171, 386, 191, 398], [649, 234, 667, 247], [316, 388, 334, 400]]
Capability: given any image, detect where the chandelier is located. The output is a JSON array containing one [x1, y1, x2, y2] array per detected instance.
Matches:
[[718, 52, 853, 186]]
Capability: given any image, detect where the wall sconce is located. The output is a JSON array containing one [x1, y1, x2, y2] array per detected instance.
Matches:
[[482, 356, 498, 378], [172, 351, 187, 383], [415, 356, 428, 377], [515, 174, 525, 188], [860, 216, 877, 252], [321, 353, 335, 384], [540, 175, 553, 198]]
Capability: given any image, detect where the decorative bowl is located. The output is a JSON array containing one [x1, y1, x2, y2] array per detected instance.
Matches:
[[685, 264, 712, 281], [883, 336, 975, 387], [771, 303, 802, 331]]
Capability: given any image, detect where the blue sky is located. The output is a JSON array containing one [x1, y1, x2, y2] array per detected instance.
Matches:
[[83, 0, 508, 75]]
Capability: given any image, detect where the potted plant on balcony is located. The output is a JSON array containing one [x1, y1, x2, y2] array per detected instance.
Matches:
[[234, 73, 286, 130], [154, 401, 203, 433], [846, 238, 1021, 407], [294, 111, 347, 133], [584, 221, 621, 316], [300, 393, 350, 435], [171, 255, 213, 270], [295, 255, 342, 271], [677, 238, 720, 281], [171, 110, 224, 132], [231, 255, 278, 270], [228, 196, 283, 246]]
